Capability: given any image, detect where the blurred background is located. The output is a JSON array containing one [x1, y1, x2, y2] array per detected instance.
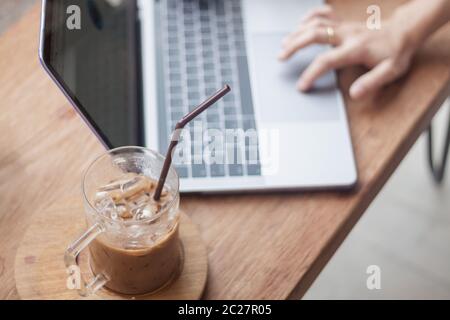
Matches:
[[2, 0, 449, 299]]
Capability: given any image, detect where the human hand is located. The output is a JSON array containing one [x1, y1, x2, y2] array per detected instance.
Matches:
[[278, 5, 418, 100]]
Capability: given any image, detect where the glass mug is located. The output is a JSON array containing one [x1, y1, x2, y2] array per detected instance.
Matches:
[[65, 147, 182, 297]]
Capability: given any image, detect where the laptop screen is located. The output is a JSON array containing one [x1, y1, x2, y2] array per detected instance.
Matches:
[[41, 0, 143, 148]]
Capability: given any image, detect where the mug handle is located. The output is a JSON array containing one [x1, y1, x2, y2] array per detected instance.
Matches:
[[64, 223, 109, 297]]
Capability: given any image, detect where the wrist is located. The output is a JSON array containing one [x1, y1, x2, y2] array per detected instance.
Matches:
[[391, 0, 450, 51], [390, 7, 425, 53], [384, 12, 420, 58]]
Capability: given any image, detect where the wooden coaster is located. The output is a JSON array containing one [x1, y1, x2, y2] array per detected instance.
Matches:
[[15, 196, 208, 300]]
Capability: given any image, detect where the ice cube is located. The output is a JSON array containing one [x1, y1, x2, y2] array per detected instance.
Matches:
[[125, 225, 146, 240], [97, 173, 144, 202], [98, 173, 136, 192], [95, 175, 165, 222], [121, 175, 154, 200], [128, 192, 150, 207], [94, 194, 118, 220], [135, 203, 162, 220], [116, 203, 133, 220]]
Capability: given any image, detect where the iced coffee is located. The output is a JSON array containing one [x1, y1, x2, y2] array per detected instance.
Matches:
[[89, 173, 182, 295]]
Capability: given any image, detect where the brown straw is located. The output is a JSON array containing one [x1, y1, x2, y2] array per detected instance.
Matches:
[[153, 85, 231, 201]]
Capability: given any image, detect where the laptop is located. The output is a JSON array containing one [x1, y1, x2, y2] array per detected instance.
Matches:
[[39, 0, 357, 193]]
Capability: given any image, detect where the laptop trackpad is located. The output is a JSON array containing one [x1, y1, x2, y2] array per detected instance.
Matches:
[[250, 33, 341, 122]]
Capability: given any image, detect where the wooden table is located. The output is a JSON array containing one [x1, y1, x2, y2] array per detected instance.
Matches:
[[1, 0, 450, 300]]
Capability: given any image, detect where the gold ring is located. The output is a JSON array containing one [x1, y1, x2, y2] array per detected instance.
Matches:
[[326, 26, 336, 45]]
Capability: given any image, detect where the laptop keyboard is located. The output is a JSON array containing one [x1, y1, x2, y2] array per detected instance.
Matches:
[[154, 0, 261, 178]]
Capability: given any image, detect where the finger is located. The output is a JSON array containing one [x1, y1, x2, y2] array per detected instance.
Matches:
[[298, 45, 358, 91], [349, 60, 401, 99], [301, 5, 335, 23], [282, 17, 334, 46], [279, 27, 329, 61]]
